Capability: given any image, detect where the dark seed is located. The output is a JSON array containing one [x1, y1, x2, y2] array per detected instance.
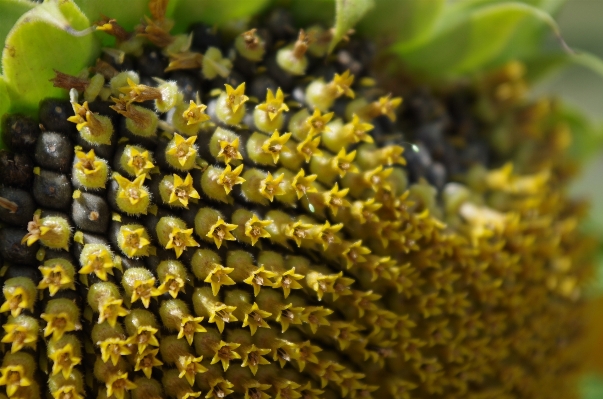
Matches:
[[0, 186, 35, 227], [189, 23, 222, 52], [4, 261, 40, 281], [167, 71, 202, 103], [74, 130, 116, 160], [39, 98, 77, 136], [101, 53, 136, 72], [0, 150, 34, 188], [2, 114, 40, 152], [249, 74, 279, 100], [35, 132, 73, 172], [0, 228, 39, 266], [137, 47, 169, 78], [33, 170, 72, 211], [265, 9, 296, 41], [72, 192, 110, 234]]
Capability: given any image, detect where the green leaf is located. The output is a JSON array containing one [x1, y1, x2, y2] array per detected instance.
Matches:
[[522, 52, 570, 83], [521, 49, 603, 87], [0, 0, 35, 74], [357, 0, 444, 51], [329, 0, 374, 53], [287, 0, 335, 27], [554, 105, 603, 162], [2, 0, 99, 116], [396, 2, 564, 78], [169, 0, 272, 34], [74, 0, 149, 30]]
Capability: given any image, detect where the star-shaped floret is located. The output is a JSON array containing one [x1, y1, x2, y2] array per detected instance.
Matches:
[[135, 348, 163, 379], [166, 133, 198, 166], [165, 226, 199, 258], [79, 245, 115, 281], [241, 345, 271, 375], [98, 298, 129, 327], [21, 212, 42, 247], [374, 95, 403, 121], [41, 312, 76, 341], [273, 268, 304, 299], [332, 148, 358, 177], [106, 372, 137, 399], [206, 218, 238, 249], [98, 337, 133, 366], [157, 274, 186, 298], [113, 173, 149, 205], [273, 381, 302, 399], [303, 306, 333, 334], [207, 379, 234, 399], [378, 145, 406, 166], [296, 134, 322, 162], [208, 303, 238, 333], [243, 302, 271, 335], [242, 381, 272, 399], [67, 101, 92, 130], [225, 83, 249, 113], [342, 240, 371, 269], [166, 51, 204, 72], [243, 265, 277, 296], [125, 146, 155, 179], [182, 100, 210, 125], [315, 221, 344, 251], [1, 316, 38, 353], [119, 226, 151, 258], [259, 172, 285, 202], [0, 365, 31, 396], [210, 341, 241, 371], [363, 165, 394, 192], [257, 88, 289, 120], [49, 343, 82, 378], [305, 109, 334, 136], [277, 305, 304, 333], [204, 264, 236, 296], [261, 130, 291, 164], [177, 354, 207, 386], [297, 341, 322, 372], [315, 360, 346, 387], [323, 183, 350, 215], [285, 220, 315, 247], [38, 262, 75, 296], [74, 148, 104, 175], [350, 198, 382, 223], [244, 215, 272, 246], [330, 274, 356, 301], [119, 78, 162, 102], [339, 371, 366, 398], [52, 385, 84, 399], [272, 340, 298, 367], [0, 286, 31, 317], [351, 290, 382, 318], [291, 169, 318, 200], [168, 173, 200, 207], [178, 315, 206, 345], [217, 137, 243, 165], [344, 114, 374, 143], [331, 70, 355, 98], [130, 325, 160, 354], [131, 278, 160, 308], [217, 164, 246, 194]]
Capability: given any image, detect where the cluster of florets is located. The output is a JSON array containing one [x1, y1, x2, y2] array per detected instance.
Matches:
[[0, 1, 594, 399]]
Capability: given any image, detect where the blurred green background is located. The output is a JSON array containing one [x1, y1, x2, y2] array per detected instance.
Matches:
[[538, 0, 603, 229], [546, 2, 603, 396]]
